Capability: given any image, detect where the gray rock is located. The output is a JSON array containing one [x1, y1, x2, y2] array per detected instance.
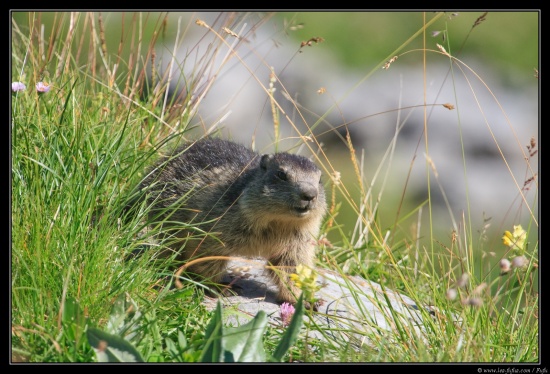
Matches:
[[203, 258, 433, 348]]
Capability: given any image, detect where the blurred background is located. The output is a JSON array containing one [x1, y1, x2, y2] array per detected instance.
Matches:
[[12, 11, 539, 250]]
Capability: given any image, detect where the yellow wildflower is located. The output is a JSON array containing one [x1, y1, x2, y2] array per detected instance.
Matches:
[[502, 225, 527, 253], [289, 264, 321, 299]]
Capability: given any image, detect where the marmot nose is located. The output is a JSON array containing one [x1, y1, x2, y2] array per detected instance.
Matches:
[[300, 184, 318, 202]]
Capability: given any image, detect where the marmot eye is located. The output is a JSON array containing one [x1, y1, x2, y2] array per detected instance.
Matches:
[[276, 170, 287, 181]]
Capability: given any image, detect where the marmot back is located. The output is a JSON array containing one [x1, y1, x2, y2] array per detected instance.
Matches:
[[136, 138, 327, 305]]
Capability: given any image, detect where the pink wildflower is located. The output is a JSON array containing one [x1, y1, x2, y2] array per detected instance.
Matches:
[[499, 259, 511, 274], [279, 302, 295, 327], [36, 82, 51, 94], [12, 82, 26, 93], [511, 255, 528, 269]]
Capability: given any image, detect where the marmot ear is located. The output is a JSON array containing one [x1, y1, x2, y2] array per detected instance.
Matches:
[[260, 154, 274, 170]]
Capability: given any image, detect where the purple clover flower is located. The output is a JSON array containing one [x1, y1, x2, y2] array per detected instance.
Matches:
[[36, 82, 51, 94], [279, 302, 295, 327], [12, 81, 26, 93]]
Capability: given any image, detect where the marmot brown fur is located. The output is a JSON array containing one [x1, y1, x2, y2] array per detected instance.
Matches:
[[135, 138, 326, 305]]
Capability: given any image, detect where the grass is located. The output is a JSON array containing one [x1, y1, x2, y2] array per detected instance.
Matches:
[[11, 11, 539, 363]]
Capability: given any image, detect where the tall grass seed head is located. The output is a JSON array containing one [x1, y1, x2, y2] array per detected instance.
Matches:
[[462, 296, 483, 308], [446, 288, 458, 300], [456, 273, 469, 289]]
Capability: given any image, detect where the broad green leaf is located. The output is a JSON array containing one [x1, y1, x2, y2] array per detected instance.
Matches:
[[62, 297, 88, 342], [200, 300, 224, 362], [165, 337, 178, 358], [200, 300, 268, 362], [223, 311, 267, 362], [177, 330, 187, 351], [105, 292, 141, 341], [62, 297, 86, 326], [86, 327, 144, 362]]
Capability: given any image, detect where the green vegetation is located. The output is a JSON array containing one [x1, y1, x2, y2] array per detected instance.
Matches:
[[278, 12, 539, 73], [11, 11, 538, 363]]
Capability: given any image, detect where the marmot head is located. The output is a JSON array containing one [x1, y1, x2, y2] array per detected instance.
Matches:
[[241, 153, 326, 221]]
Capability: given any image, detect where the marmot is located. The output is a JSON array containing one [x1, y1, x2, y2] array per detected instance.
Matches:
[[134, 138, 327, 305]]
